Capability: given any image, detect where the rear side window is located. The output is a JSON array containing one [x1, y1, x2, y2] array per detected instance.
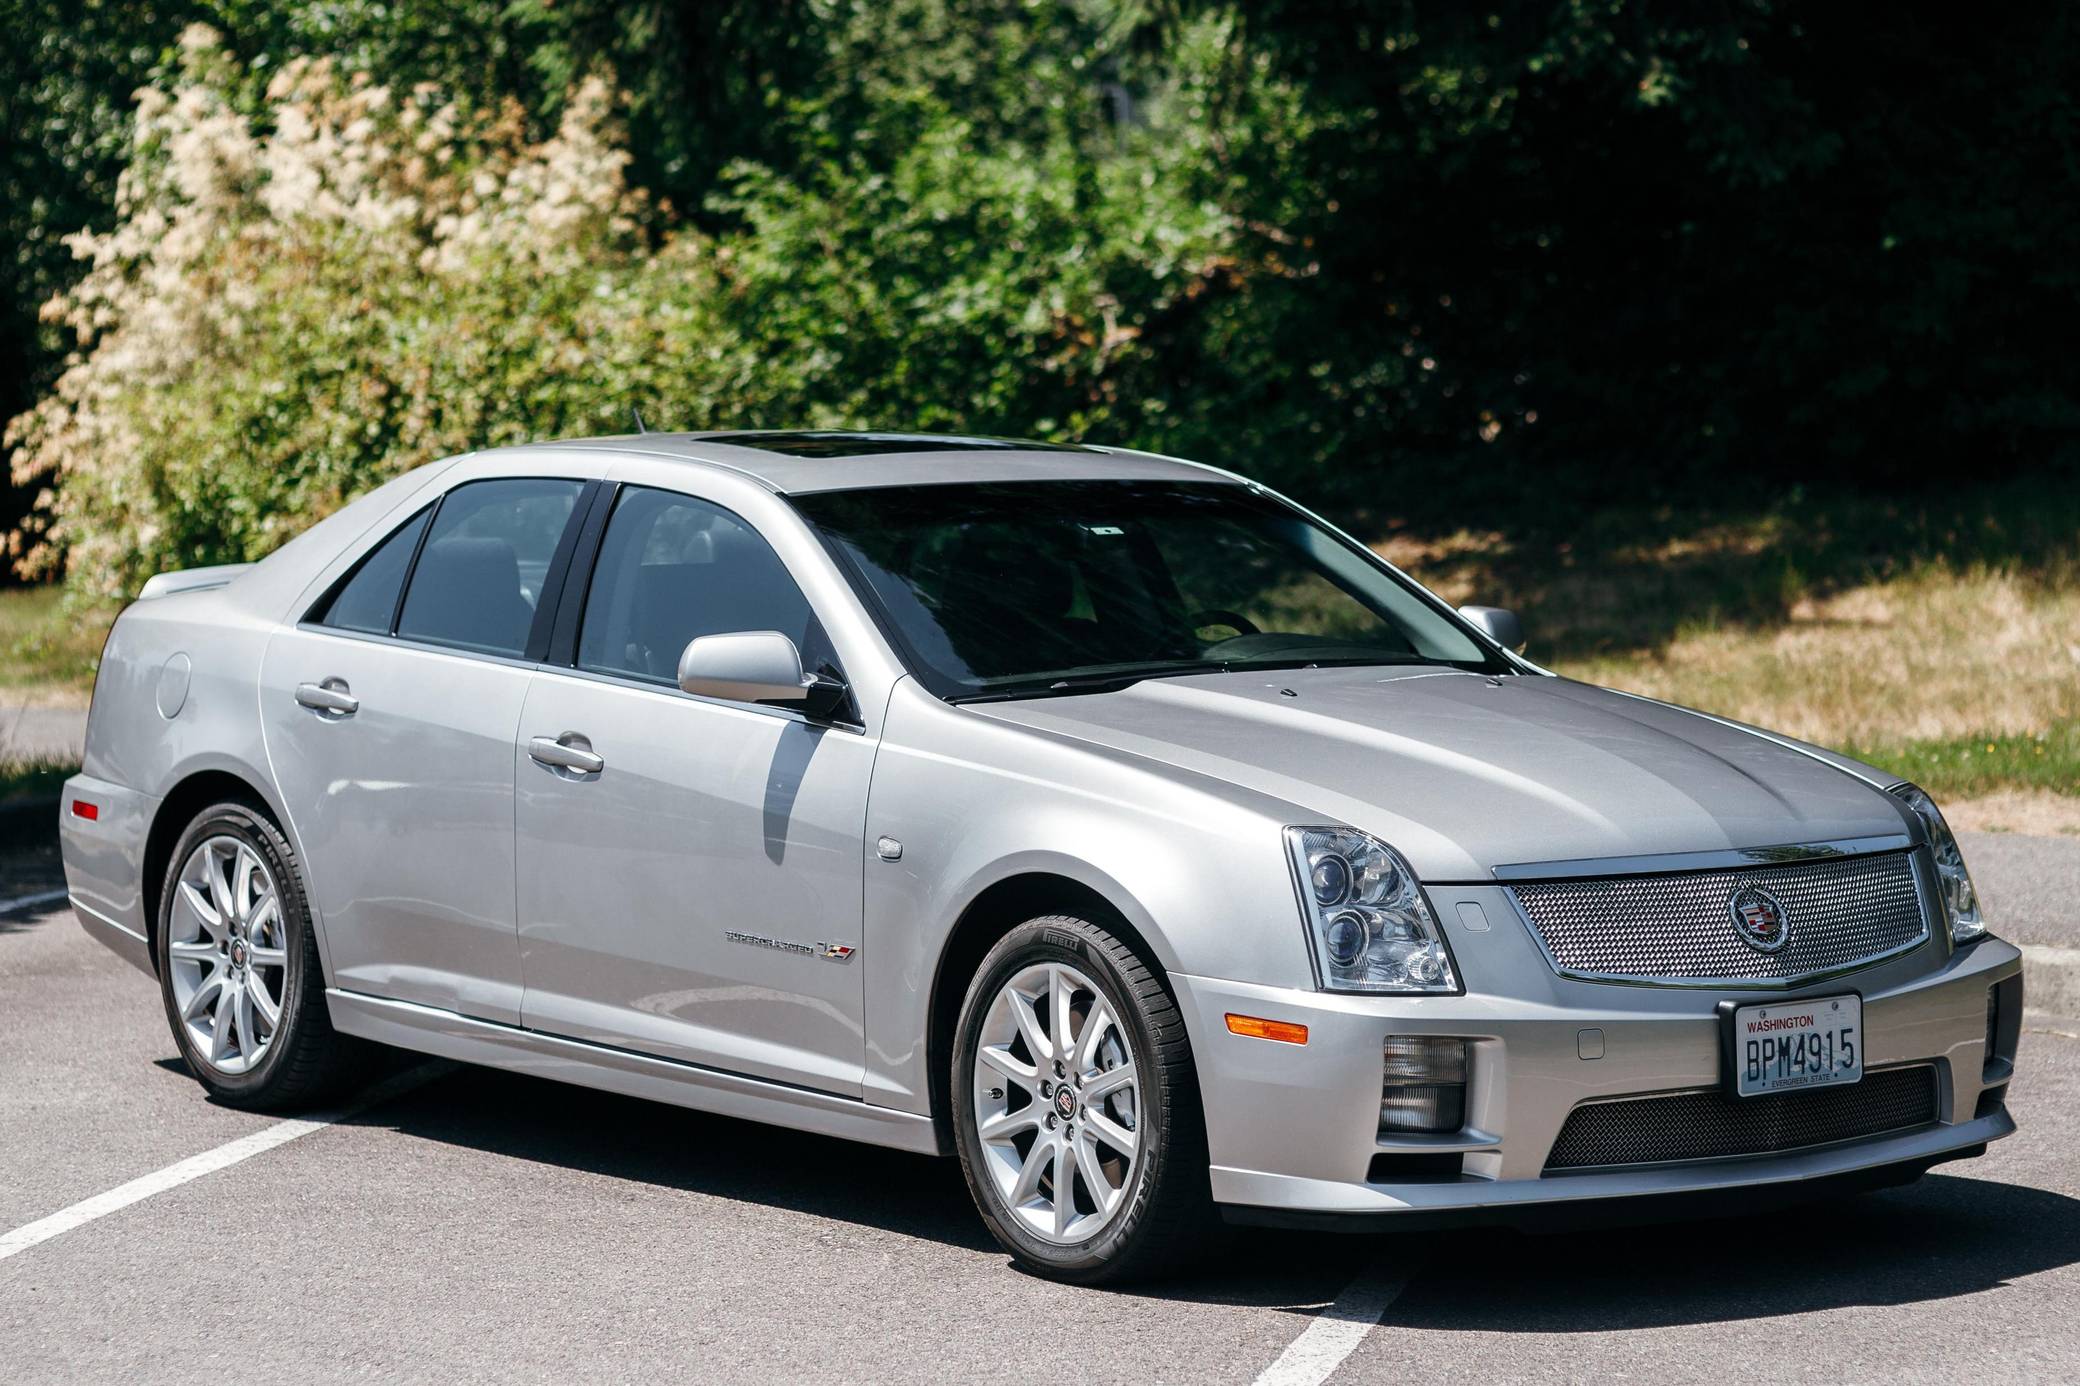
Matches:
[[319, 506, 432, 635], [395, 478, 584, 657], [576, 486, 836, 684]]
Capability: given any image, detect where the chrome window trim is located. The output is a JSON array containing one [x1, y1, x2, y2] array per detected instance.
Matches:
[[1497, 839, 1936, 991], [287, 621, 547, 677], [284, 622, 864, 734]]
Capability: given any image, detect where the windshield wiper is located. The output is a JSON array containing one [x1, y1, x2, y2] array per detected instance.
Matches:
[[948, 661, 1230, 704]]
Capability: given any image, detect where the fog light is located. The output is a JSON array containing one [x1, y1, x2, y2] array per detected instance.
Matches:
[[1380, 1036, 1468, 1134]]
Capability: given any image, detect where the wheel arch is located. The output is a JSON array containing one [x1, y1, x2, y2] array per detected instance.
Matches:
[[141, 765, 292, 974], [923, 866, 1173, 1152]]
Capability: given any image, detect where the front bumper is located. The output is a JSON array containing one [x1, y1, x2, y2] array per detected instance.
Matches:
[[1172, 885, 2023, 1219]]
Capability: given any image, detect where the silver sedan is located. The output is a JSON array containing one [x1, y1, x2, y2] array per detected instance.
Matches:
[[59, 431, 2022, 1282]]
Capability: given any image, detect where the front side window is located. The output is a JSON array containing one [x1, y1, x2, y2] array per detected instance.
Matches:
[[576, 486, 836, 685], [791, 480, 1506, 701], [395, 478, 584, 657]]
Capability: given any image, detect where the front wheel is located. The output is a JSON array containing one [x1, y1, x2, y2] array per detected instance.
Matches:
[[951, 914, 1214, 1283]]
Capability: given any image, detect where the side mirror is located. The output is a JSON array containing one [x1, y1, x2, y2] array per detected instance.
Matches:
[[1457, 604, 1526, 653], [677, 631, 847, 718]]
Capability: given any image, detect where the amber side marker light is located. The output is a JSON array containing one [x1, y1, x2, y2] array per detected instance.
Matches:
[[1225, 1013, 1308, 1045], [71, 800, 99, 821]]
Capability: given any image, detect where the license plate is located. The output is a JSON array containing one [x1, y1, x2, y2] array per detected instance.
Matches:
[[1726, 994, 1862, 1098]]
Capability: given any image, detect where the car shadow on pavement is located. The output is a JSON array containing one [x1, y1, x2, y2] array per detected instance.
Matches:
[[344, 1064, 987, 1252], [1383, 1172, 2080, 1331], [337, 1064, 1383, 1308], [328, 1064, 2074, 1316]]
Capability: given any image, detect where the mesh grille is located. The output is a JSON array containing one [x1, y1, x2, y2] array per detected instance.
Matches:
[[1509, 850, 1927, 985], [1543, 1065, 1939, 1172]]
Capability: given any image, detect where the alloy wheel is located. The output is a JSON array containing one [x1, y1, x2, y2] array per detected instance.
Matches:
[[166, 835, 288, 1075], [971, 961, 1141, 1244]]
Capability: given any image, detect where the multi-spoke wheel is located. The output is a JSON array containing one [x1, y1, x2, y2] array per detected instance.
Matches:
[[155, 800, 368, 1109], [972, 961, 1142, 1243], [953, 914, 1214, 1283], [167, 835, 288, 1074]]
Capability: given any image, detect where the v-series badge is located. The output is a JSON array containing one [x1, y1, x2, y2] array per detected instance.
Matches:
[[724, 930, 857, 963]]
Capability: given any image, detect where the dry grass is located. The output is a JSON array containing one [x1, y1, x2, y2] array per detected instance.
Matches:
[[1943, 790, 2080, 837], [1558, 566, 2080, 746], [1371, 477, 2080, 803]]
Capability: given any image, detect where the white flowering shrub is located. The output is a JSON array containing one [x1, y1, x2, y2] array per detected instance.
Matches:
[[5, 26, 714, 597], [7, 16, 1256, 599]]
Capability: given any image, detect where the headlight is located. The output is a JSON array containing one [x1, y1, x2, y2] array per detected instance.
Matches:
[[1888, 782, 1986, 945], [1285, 826, 1459, 993]]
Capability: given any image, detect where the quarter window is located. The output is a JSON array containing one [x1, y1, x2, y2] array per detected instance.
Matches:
[[318, 505, 432, 635], [395, 478, 584, 657], [577, 487, 835, 685]]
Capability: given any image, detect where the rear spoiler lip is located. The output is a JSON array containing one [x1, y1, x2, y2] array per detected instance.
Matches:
[[137, 562, 252, 600]]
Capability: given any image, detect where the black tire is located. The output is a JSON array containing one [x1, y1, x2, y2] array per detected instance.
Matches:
[[951, 914, 1217, 1283], [154, 799, 370, 1110]]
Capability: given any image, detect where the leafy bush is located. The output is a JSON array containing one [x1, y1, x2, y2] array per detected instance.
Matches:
[[10, 3, 2077, 597], [5, 28, 713, 596], [6, 12, 1277, 596]]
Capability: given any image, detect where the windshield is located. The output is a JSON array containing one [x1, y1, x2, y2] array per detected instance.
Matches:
[[791, 480, 1509, 702]]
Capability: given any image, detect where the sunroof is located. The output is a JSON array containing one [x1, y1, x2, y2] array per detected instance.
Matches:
[[696, 431, 1094, 459]]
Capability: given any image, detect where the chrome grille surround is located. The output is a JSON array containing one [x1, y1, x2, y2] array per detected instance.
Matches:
[[1504, 844, 1931, 988], [1543, 1064, 1940, 1173]]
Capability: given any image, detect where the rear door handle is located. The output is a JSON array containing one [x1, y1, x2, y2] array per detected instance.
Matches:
[[528, 733, 604, 776], [295, 680, 359, 717]]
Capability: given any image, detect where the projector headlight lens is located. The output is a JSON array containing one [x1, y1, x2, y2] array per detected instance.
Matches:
[[1286, 827, 1460, 993], [1311, 853, 1353, 907]]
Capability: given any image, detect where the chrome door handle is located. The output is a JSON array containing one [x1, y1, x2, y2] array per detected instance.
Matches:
[[295, 680, 359, 717], [528, 734, 604, 776]]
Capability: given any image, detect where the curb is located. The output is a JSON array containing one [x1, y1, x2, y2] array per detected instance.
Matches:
[[2021, 944, 2080, 1027], [0, 887, 67, 918]]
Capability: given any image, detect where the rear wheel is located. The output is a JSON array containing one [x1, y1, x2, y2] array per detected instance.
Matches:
[[155, 800, 367, 1109], [952, 914, 1215, 1283]]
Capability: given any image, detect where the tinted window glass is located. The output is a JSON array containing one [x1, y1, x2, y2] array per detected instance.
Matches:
[[320, 506, 431, 635], [396, 479, 583, 656], [577, 486, 834, 684], [791, 481, 1501, 701]]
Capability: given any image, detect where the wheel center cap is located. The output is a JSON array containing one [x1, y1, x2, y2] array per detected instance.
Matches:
[[1053, 1086, 1077, 1120], [230, 940, 248, 967]]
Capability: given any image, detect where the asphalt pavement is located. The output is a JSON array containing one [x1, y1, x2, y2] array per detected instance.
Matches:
[[0, 853, 2075, 1382]]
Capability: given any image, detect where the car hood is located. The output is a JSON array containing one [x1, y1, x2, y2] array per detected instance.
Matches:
[[969, 668, 1911, 881]]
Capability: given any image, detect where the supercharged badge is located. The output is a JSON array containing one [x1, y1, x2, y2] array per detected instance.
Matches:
[[724, 930, 857, 963]]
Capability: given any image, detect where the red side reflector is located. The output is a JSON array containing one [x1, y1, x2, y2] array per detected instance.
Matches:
[[71, 799, 99, 821], [1226, 1013, 1308, 1045]]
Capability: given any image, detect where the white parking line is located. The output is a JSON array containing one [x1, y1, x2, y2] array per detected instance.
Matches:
[[1253, 1261, 1414, 1386], [0, 1064, 443, 1263]]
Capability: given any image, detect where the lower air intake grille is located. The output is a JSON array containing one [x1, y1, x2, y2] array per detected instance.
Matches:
[[1543, 1065, 1939, 1173]]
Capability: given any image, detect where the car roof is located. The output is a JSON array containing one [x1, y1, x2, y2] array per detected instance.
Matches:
[[500, 430, 1238, 495]]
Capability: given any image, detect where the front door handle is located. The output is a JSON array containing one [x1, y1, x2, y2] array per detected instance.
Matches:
[[295, 679, 359, 717], [528, 733, 604, 776]]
